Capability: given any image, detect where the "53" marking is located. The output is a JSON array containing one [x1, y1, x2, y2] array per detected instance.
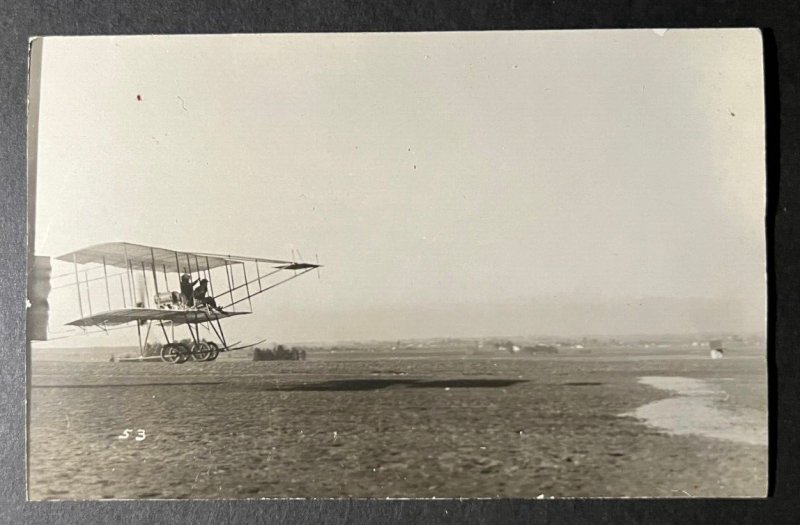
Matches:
[[118, 429, 146, 441]]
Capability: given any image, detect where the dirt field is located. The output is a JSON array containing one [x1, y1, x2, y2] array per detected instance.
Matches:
[[28, 348, 767, 499]]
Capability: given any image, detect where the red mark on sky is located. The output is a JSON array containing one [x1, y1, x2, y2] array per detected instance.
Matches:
[[136, 94, 142, 101]]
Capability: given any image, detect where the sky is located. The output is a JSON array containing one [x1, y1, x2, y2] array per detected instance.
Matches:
[[31, 30, 766, 345]]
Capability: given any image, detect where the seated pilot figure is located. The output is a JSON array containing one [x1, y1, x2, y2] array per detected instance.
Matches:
[[193, 279, 224, 312], [179, 273, 198, 307]]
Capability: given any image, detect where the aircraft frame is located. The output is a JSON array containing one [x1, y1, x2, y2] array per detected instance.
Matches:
[[51, 242, 320, 363]]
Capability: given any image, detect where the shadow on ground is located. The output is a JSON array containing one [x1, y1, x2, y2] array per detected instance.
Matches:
[[260, 378, 529, 391]]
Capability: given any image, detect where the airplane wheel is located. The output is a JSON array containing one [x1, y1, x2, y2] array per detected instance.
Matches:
[[190, 341, 212, 361], [161, 342, 184, 364], [205, 342, 220, 362], [175, 343, 191, 364]]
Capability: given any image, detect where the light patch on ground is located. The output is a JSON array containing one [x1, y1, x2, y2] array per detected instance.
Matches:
[[622, 376, 767, 447]]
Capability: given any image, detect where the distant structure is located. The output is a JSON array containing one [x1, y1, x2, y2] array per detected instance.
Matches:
[[523, 344, 558, 355], [253, 345, 306, 361], [495, 341, 558, 355], [709, 339, 725, 359]]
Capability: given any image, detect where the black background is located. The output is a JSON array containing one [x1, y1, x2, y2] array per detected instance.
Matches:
[[1, 1, 798, 523]]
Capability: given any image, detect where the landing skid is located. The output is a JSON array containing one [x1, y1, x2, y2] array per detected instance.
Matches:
[[117, 356, 163, 363], [219, 341, 242, 352], [225, 339, 268, 352]]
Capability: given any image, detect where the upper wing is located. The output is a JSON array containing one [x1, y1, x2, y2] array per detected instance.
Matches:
[[67, 307, 250, 327], [55, 242, 317, 274], [54, 242, 322, 324]]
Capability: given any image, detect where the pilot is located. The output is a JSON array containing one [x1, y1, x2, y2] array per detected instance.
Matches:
[[193, 279, 224, 312], [179, 273, 199, 307]]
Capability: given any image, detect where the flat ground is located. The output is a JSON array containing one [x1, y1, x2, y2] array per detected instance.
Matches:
[[28, 346, 767, 499]]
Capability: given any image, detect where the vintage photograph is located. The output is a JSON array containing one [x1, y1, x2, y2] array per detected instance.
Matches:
[[27, 29, 767, 499]]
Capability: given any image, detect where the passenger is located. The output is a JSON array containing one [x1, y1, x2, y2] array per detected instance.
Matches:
[[179, 274, 198, 307], [193, 279, 224, 312]]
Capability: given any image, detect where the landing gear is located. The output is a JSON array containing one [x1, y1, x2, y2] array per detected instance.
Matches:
[[190, 341, 214, 361], [176, 347, 191, 364], [161, 342, 190, 364], [161, 340, 220, 364], [205, 341, 220, 361]]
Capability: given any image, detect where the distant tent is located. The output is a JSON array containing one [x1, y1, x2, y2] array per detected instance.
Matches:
[[709, 339, 724, 359]]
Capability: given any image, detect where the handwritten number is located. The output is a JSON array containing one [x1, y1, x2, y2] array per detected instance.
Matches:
[[118, 428, 146, 441]]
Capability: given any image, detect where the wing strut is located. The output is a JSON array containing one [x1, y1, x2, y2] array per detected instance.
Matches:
[[102, 256, 111, 311], [122, 243, 134, 305], [224, 261, 235, 312], [83, 271, 93, 316], [150, 247, 160, 296], [242, 263, 253, 311], [220, 267, 316, 310], [72, 253, 85, 328], [119, 274, 127, 308], [205, 256, 216, 298]]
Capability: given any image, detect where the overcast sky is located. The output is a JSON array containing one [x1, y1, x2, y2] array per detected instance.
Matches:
[[33, 30, 766, 345]]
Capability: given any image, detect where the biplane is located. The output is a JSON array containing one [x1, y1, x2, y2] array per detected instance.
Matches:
[[51, 242, 321, 363]]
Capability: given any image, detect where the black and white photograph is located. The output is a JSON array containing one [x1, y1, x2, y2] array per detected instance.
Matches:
[[27, 29, 767, 499]]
